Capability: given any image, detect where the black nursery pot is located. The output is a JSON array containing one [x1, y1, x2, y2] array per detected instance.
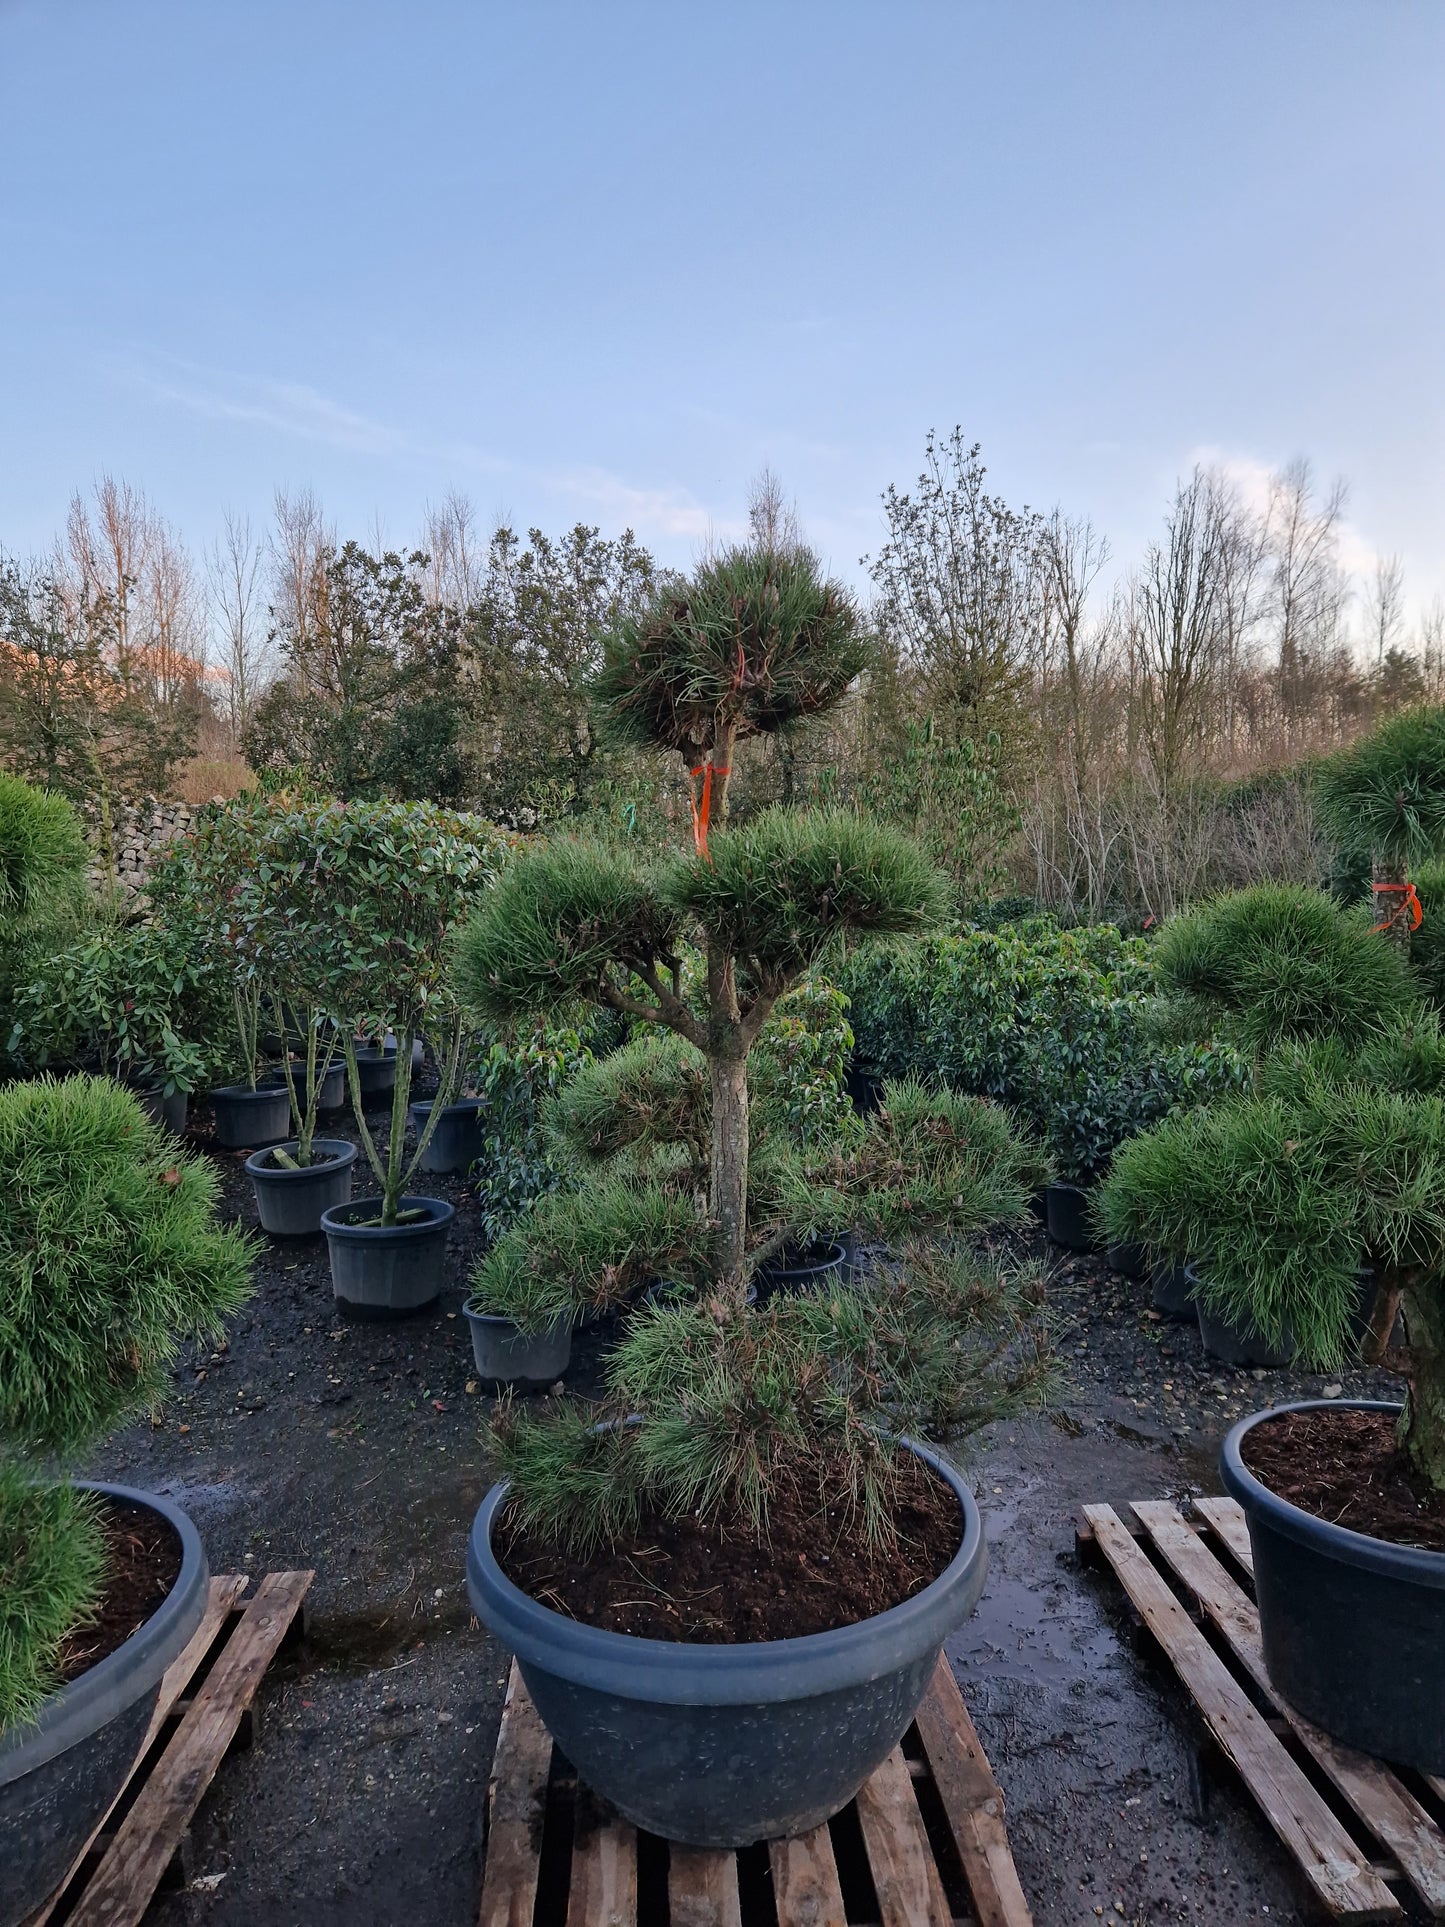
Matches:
[[135, 1086, 189, 1136], [244, 1139, 358, 1236], [409, 1098, 486, 1176], [263, 1061, 346, 1114], [207, 1082, 292, 1150], [1189, 1265, 1292, 1367], [350, 1048, 397, 1106], [0, 1483, 208, 1927], [843, 1054, 885, 1117], [467, 1437, 987, 1848], [753, 1238, 849, 1302], [1221, 1401, 1445, 1773], [320, 1195, 455, 1316], [1107, 1242, 1149, 1281], [1150, 1259, 1197, 1322], [1044, 1181, 1095, 1253]]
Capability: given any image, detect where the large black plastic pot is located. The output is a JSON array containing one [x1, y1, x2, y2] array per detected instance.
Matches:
[[134, 1086, 189, 1136], [753, 1238, 849, 1303], [320, 1195, 454, 1316], [409, 1099, 486, 1176], [351, 1048, 397, 1107], [208, 1082, 292, 1150], [1189, 1265, 1292, 1367], [1045, 1181, 1095, 1253], [1151, 1259, 1197, 1322], [0, 1483, 208, 1927], [465, 1304, 572, 1389], [263, 1061, 346, 1114], [244, 1139, 357, 1236], [467, 1438, 987, 1847], [1221, 1401, 1445, 1772]]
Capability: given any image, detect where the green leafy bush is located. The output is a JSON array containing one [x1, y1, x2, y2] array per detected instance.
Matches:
[[0, 1076, 253, 1731], [0, 775, 94, 1072]]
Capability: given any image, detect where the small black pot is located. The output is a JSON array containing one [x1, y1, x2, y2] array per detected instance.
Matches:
[[208, 1082, 292, 1150], [244, 1139, 358, 1236], [843, 1055, 885, 1117], [1151, 1259, 1197, 1322], [467, 1437, 987, 1847], [351, 1048, 397, 1106], [320, 1195, 455, 1316], [135, 1086, 189, 1136], [0, 1483, 209, 1927], [263, 1061, 346, 1114], [1189, 1265, 1292, 1367], [1045, 1182, 1095, 1253], [409, 1098, 486, 1175], [753, 1238, 849, 1302], [1107, 1242, 1149, 1280], [1028, 1186, 1049, 1227], [464, 1305, 572, 1389], [1221, 1401, 1445, 1773]]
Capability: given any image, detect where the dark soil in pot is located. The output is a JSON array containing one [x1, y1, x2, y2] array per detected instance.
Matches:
[[752, 1237, 848, 1302], [495, 1449, 960, 1642], [1045, 1181, 1095, 1252], [0, 1485, 207, 1927], [245, 1139, 357, 1237], [1222, 1400, 1445, 1772]]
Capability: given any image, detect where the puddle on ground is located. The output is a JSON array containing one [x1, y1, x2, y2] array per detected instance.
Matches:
[[149, 1478, 252, 1524], [948, 1571, 1118, 1685]]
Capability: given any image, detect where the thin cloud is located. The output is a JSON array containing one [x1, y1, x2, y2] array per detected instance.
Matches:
[[557, 465, 739, 543], [125, 358, 401, 455]]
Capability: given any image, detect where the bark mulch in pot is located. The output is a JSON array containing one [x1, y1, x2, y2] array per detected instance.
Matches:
[[1241, 1404, 1445, 1552], [57, 1497, 183, 1684], [495, 1449, 962, 1642]]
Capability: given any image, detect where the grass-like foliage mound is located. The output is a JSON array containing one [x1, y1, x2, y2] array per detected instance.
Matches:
[[0, 1466, 106, 1731], [1316, 706, 1445, 869], [663, 811, 948, 994], [0, 1077, 255, 1454], [593, 545, 870, 760], [0, 772, 88, 920], [494, 1252, 1051, 1556], [1155, 884, 1415, 1057]]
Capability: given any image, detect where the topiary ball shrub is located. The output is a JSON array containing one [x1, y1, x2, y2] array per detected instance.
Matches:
[[0, 1075, 253, 1731]]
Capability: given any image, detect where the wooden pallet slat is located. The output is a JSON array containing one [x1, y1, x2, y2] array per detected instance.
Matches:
[[1133, 1500, 1445, 1919], [668, 1847, 742, 1927], [914, 1657, 1034, 1927], [66, 1569, 314, 1927], [853, 1746, 952, 1927], [568, 1806, 637, 1927], [1083, 1504, 1399, 1923], [479, 1667, 557, 1927], [767, 1827, 847, 1927], [1194, 1494, 1255, 1571]]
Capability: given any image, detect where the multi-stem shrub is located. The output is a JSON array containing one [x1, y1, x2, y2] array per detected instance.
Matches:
[[0, 1076, 253, 1730]]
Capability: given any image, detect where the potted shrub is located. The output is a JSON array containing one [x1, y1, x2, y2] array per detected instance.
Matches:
[[0, 1075, 252, 1925], [313, 799, 508, 1314], [453, 537, 1050, 1845]]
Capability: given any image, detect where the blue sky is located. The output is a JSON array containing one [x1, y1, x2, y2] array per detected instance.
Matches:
[[2, 0, 1442, 612]]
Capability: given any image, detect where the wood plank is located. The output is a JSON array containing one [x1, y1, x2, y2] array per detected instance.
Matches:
[[568, 1803, 636, 1927], [66, 1570, 313, 1927], [768, 1827, 847, 1927], [1084, 1505, 1398, 1923], [667, 1847, 741, 1927], [1195, 1495, 1255, 1572], [1133, 1500, 1445, 1920], [853, 1745, 952, 1927], [22, 1574, 251, 1927], [914, 1658, 1033, 1927], [478, 1662, 557, 1927], [1429, 1777, 1445, 1808]]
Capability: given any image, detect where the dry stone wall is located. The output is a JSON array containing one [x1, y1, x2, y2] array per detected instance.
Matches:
[[90, 798, 198, 894]]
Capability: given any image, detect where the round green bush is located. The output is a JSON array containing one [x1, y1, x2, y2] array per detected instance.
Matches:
[[0, 1465, 106, 1731], [0, 773, 87, 921]]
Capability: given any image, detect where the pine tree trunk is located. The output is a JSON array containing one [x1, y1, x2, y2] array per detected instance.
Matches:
[[1374, 850, 1412, 957], [709, 1049, 749, 1301], [1402, 1283, 1445, 1492]]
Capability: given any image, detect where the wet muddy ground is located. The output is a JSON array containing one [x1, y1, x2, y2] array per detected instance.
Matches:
[[86, 1114, 1408, 1927]]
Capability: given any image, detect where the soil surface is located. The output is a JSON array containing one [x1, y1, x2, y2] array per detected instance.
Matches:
[[58, 1497, 182, 1683], [1242, 1402, 1445, 1550], [495, 1451, 960, 1640], [80, 1096, 1413, 1927]]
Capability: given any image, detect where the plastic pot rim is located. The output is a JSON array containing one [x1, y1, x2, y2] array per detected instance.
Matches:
[[244, 1139, 358, 1182], [1221, 1399, 1445, 1590], [0, 1482, 207, 1785], [320, 1195, 455, 1241], [468, 1436, 983, 1705]]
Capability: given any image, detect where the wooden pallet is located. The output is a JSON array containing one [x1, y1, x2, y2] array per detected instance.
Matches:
[[25, 1568, 313, 1927], [477, 1656, 1032, 1927], [1082, 1497, 1445, 1923]]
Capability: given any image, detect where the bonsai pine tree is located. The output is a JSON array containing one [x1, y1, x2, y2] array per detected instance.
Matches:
[[0, 774, 93, 1070], [455, 537, 1049, 1553], [1316, 705, 1445, 953], [0, 1077, 252, 1729]]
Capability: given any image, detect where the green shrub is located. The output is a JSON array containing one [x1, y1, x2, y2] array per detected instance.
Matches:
[[1315, 707, 1445, 872], [0, 775, 94, 1072], [0, 1076, 253, 1732]]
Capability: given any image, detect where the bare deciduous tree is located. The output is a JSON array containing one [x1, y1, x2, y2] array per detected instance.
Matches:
[[207, 511, 269, 740]]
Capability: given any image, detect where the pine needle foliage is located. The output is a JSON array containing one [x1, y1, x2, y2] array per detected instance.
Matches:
[[663, 810, 949, 995], [1154, 885, 1415, 1058], [0, 1466, 106, 1731], [592, 544, 870, 761], [0, 773, 89, 920], [495, 1251, 1052, 1556], [1315, 707, 1445, 870], [546, 1032, 709, 1174]]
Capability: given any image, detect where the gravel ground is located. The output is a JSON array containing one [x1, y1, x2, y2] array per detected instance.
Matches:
[[82, 1112, 1412, 1927]]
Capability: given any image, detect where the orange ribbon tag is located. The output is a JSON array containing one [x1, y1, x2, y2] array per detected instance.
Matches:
[[1372, 880, 1423, 933], [687, 763, 730, 862]]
